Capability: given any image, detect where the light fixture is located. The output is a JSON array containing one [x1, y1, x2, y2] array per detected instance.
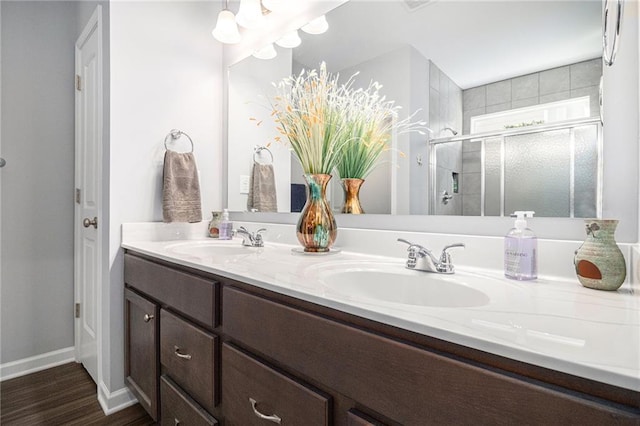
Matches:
[[253, 43, 278, 60], [235, 0, 265, 29], [275, 30, 301, 48], [262, 0, 283, 12], [301, 15, 328, 35], [212, 1, 241, 44]]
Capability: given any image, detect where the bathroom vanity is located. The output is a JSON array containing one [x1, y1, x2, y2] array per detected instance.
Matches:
[[122, 227, 640, 425]]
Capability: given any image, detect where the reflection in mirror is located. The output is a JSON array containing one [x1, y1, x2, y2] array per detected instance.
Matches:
[[227, 0, 603, 218]]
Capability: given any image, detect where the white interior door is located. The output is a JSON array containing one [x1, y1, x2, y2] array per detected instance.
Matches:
[[74, 6, 103, 384]]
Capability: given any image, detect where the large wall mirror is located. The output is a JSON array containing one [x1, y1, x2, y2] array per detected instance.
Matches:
[[227, 0, 603, 219]]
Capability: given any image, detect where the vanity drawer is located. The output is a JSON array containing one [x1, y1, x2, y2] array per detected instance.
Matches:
[[223, 286, 640, 425], [222, 343, 330, 426], [347, 409, 388, 426], [124, 253, 218, 329], [160, 376, 218, 426], [160, 309, 218, 413]]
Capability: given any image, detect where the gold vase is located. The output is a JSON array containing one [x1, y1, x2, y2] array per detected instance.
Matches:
[[296, 174, 337, 252], [341, 178, 365, 214]]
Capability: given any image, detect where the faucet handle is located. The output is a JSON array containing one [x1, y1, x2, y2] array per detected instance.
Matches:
[[397, 238, 431, 269], [438, 243, 465, 273], [397, 238, 428, 255], [253, 228, 266, 247]]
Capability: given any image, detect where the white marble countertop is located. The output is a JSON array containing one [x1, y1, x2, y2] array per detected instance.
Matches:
[[122, 222, 640, 392]]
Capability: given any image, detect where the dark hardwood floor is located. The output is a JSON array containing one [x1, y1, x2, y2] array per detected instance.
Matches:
[[0, 362, 154, 425]]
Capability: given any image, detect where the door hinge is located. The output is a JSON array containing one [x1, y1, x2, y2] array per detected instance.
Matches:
[[75, 303, 80, 318], [75, 74, 82, 91], [75, 188, 81, 204]]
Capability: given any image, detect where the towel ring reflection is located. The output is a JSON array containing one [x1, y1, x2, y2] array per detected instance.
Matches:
[[253, 145, 274, 164], [603, 0, 624, 66], [164, 129, 194, 153]]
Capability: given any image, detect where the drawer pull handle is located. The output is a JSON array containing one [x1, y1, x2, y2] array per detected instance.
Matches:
[[174, 346, 192, 360], [174, 418, 180, 426], [143, 314, 154, 322], [249, 397, 281, 424]]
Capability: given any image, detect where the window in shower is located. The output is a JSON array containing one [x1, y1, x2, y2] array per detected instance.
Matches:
[[470, 96, 591, 134]]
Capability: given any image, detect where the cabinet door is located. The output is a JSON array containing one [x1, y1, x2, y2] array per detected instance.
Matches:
[[125, 288, 159, 421]]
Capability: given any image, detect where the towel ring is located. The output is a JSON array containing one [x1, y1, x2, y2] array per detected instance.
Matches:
[[253, 145, 274, 164], [164, 129, 194, 153]]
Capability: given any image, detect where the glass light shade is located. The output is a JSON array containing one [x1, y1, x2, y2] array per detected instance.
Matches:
[[253, 43, 277, 60], [235, 0, 265, 29], [275, 30, 301, 48], [301, 15, 329, 35], [212, 10, 241, 44], [262, 0, 283, 11]]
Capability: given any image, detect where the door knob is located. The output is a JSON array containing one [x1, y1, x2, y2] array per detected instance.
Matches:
[[83, 217, 98, 229], [0, 158, 5, 168]]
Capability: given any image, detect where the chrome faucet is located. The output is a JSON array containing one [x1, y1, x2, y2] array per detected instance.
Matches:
[[397, 239, 465, 274], [234, 227, 266, 247]]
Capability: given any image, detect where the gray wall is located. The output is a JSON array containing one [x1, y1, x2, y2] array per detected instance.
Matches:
[[1, 1, 78, 363], [462, 58, 602, 134]]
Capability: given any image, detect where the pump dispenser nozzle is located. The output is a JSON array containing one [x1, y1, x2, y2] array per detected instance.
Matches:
[[510, 211, 535, 230]]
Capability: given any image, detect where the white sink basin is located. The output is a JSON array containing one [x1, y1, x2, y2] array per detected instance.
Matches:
[[164, 240, 261, 259], [312, 261, 491, 308]]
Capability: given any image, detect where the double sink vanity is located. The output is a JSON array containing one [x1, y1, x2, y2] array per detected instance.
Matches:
[[122, 222, 640, 425]]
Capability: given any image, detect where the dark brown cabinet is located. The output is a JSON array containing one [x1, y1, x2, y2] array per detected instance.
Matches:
[[124, 252, 640, 425], [124, 288, 159, 421]]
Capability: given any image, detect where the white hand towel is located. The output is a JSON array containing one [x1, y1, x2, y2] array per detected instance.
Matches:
[[162, 150, 202, 222]]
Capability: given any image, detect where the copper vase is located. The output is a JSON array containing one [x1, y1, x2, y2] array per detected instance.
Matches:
[[296, 174, 337, 252], [341, 178, 365, 214]]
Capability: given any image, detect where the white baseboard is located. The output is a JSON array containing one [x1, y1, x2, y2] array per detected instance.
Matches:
[[97, 381, 138, 415], [0, 347, 76, 382]]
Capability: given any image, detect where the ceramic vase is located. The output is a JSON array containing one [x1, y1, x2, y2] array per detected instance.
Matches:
[[341, 178, 365, 214], [296, 174, 337, 252], [574, 219, 626, 291]]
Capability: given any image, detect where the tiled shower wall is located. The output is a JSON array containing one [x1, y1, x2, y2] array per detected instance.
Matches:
[[461, 58, 602, 216], [429, 60, 463, 215]]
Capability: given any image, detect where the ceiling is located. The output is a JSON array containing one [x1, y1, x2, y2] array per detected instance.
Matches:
[[294, 0, 602, 89]]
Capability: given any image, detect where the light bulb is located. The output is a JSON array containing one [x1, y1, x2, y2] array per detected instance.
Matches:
[[275, 30, 301, 48], [262, 0, 283, 12], [253, 43, 278, 60], [236, 0, 265, 29], [301, 15, 328, 35], [212, 9, 241, 44]]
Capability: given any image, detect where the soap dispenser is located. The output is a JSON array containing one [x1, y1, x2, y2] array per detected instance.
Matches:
[[218, 209, 233, 240], [504, 211, 537, 280]]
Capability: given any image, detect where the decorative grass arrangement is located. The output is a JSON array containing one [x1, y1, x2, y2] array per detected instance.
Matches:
[[270, 63, 427, 177], [270, 63, 353, 174], [338, 80, 428, 179]]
